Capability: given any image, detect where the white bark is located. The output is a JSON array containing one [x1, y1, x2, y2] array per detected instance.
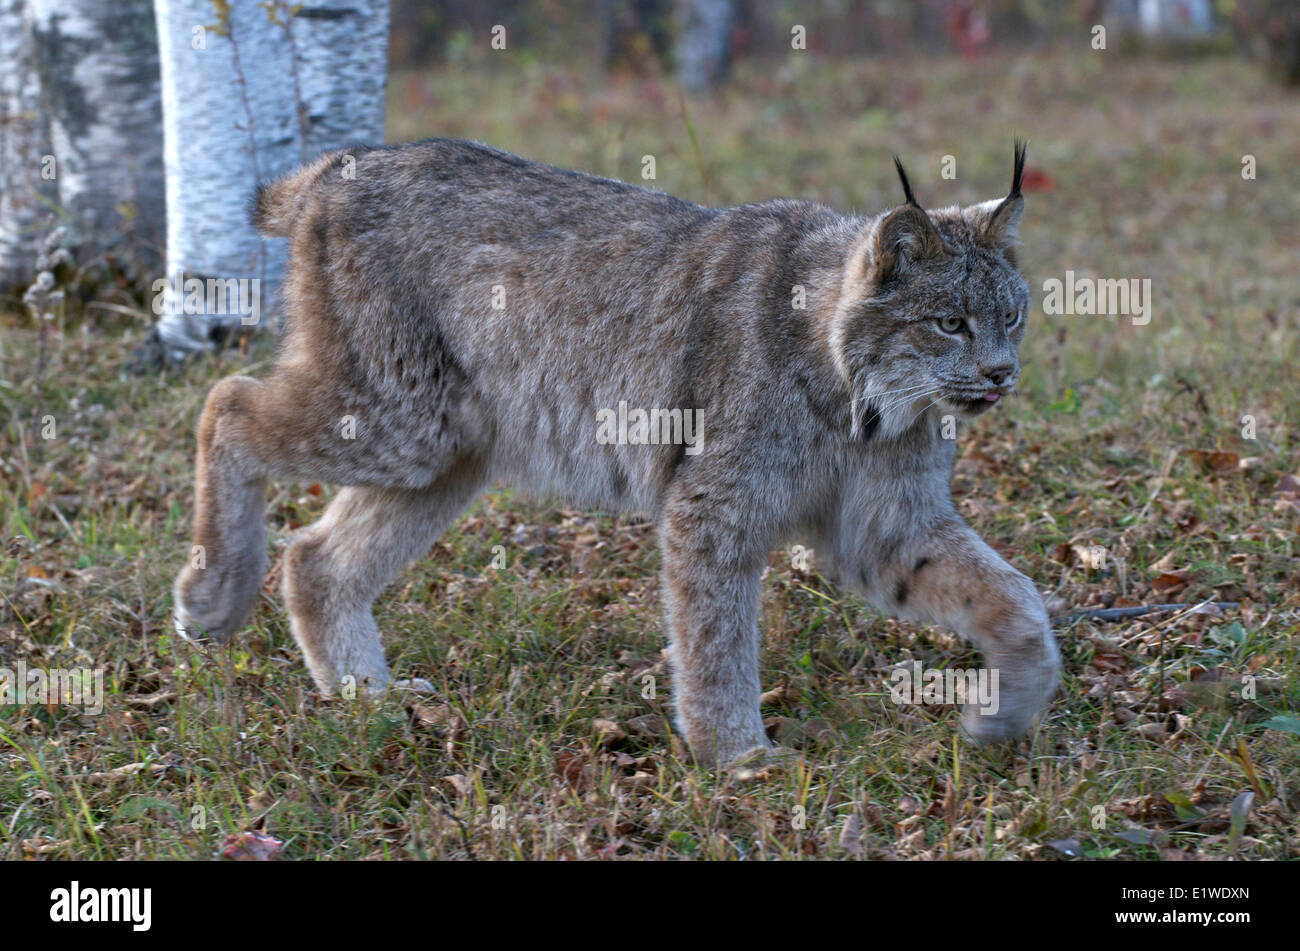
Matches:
[[0, 0, 55, 287], [293, 5, 389, 156], [1108, 0, 1214, 37], [27, 0, 165, 274], [152, 0, 389, 358]]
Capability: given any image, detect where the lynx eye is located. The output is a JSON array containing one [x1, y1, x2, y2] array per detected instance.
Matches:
[[1005, 310, 1021, 328], [937, 315, 965, 335]]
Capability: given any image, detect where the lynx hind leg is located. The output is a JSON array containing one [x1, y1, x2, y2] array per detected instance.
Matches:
[[881, 521, 1060, 742], [174, 367, 469, 646], [282, 460, 485, 696], [173, 376, 273, 642], [173, 372, 329, 642]]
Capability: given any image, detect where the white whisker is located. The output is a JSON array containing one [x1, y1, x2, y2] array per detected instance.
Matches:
[[874, 386, 943, 431], [905, 393, 951, 428]]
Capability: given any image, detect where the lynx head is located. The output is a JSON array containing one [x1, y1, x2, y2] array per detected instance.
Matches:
[[831, 142, 1030, 440]]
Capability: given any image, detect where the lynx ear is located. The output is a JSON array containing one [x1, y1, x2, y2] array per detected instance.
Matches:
[[871, 157, 947, 280], [972, 140, 1027, 253]]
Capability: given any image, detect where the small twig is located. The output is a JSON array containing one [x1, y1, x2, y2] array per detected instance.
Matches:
[[1192, 719, 1236, 791], [44, 497, 81, 545], [675, 87, 710, 201], [85, 300, 149, 320], [441, 806, 477, 861], [1050, 601, 1239, 625], [1174, 375, 1210, 415], [1135, 447, 1179, 526], [266, 0, 310, 163], [221, 13, 261, 184]]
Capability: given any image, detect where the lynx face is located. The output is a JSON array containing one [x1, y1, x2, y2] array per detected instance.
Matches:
[[831, 145, 1030, 439]]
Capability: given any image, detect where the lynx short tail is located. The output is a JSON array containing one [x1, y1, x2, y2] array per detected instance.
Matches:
[[251, 149, 353, 237]]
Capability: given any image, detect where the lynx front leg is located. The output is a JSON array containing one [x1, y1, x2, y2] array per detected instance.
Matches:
[[659, 498, 769, 766], [878, 520, 1060, 742]]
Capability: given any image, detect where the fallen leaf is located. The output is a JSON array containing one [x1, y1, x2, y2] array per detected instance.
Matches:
[[442, 773, 476, 797], [1047, 837, 1082, 857], [1114, 827, 1166, 848], [591, 718, 626, 747], [839, 813, 863, 857], [1151, 569, 1193, 594], [624, 714, 666, 738], [1182, 449, 1239, 474], [553, 752, 589, 791], [219, 831, 283, 861], [1228, 791, 1254, 853]]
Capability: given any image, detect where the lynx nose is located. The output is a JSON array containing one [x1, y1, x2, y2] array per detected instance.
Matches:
[[982, 365, 1014, 387]]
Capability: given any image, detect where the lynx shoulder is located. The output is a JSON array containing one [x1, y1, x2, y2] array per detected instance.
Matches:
[[174, 138, 1059, 765]]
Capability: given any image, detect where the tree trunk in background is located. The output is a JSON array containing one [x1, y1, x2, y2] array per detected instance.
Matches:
[[27, 0, 165, 278], [1264, 1, 1300, 86], [1107, 0, 1213, 38], [676, 0, 734, 93], [604, 0, 672, 73], [293, 4, 389, 156], [0, 0, 56, 289], [150, 0, 389, 361]]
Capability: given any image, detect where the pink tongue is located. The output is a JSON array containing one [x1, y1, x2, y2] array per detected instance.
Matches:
[[983, 392, 1000, 402]]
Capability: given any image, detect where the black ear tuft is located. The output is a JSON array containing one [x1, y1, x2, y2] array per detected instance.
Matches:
[[1009, 139, 1027, 200], [893, 155, 921, 208], [977, 140, 1027, 252]]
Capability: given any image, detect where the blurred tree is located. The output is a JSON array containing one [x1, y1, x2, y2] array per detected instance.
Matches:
[[147, 0, 388, 364], [1221, 0, 1299, 86], [1264, 5, 1300, 85], [0, 0, 163, 291], [677, 0, 735, 92], [1249, 0, 1300, 85], [30, 0, 165, 276], [0, 0, 53, 288], [605, 0, 672, 74], [1107, 0, 1214, 37]]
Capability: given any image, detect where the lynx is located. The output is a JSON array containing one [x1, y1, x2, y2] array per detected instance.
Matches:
[[173, 139, 1059, 765]]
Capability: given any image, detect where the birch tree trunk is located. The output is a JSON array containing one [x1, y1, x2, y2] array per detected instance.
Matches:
[[27, 0, 165, 277], [1108, 0, 1213, 37], [150, 0, 389, 361], [0, 0, 55, 288], [676, 0, 735, 93]]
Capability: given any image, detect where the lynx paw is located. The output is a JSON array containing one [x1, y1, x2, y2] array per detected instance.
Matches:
[[959, 651, 1060, 745], [172, 562, 261, 644], [960, 704, 1039, 744]]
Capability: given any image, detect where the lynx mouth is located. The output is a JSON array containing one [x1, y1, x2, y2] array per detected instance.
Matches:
[[948, 392, 1002, 416]]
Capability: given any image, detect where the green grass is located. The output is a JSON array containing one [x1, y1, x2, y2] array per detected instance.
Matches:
[[1, 49, 1297, 859]]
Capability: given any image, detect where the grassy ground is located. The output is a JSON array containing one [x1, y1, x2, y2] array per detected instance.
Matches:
[[1, 49, 1298, 860]]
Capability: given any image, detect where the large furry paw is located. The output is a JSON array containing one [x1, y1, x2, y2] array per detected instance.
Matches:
[[171, 571, 244, 646], [318, 664, 393, 699], [172, 565, 257, 645], [959, 641, 1060, 745]]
